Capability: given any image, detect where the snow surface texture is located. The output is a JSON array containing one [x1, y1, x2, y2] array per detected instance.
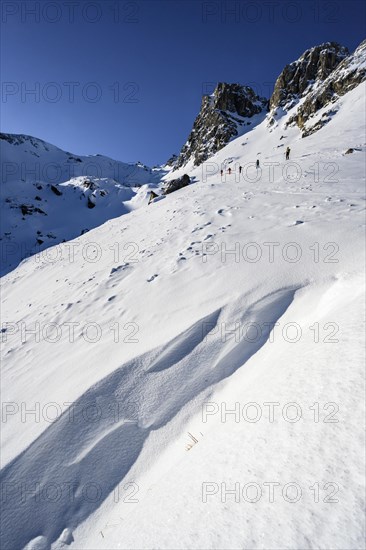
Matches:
[[1, 82, 365, 549]]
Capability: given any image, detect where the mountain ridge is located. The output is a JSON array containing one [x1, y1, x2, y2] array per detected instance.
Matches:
[[1, 38, 365, 275], [171, 39, 365, 170]]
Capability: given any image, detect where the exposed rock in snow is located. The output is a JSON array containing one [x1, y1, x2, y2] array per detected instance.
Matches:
[[269, 42, 349, 111], [173, 83, 267, 169], [288, 39, 366, 136], [163, 174, 191, 194]]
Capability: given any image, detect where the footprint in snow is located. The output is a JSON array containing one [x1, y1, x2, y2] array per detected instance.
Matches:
[[217, 208, 232, 216], [192, 222, 211, 233], [177, 251, 188, 261], [110, 263, 130, 275]]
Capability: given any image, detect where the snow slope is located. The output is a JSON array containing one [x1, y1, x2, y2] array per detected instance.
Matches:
[[0, 82, 365, 550], [0, 134, 158, 187], [0, 134, 163, 276]]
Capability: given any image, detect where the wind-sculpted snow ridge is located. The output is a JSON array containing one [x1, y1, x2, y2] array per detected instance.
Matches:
[[0, 287, 300, 550]]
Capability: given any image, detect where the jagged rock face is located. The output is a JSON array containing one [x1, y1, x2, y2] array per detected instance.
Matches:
[[213, 82, 265, 115], [174, 83, 267, 169], [269, 42, 349, 110], [288, 39, 366, 136]]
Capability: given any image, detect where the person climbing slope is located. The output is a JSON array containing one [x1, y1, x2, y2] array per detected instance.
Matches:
[[285, 146, 291, 160]]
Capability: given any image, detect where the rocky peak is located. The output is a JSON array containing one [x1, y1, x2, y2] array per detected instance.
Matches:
[[286, 39, 366, 136], [269, 42, 349, 110], [209, 82, 266, 116], [173, 83, 267, 170]]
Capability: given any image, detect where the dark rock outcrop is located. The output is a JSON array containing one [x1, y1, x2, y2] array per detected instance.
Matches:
[[87, 197, 96, 209], [82, 180, 98, 190], [174, 83, 267, 169], [269, 42, 349, 111], [50, 185, 62, 196], [163, 174, 191, 195], [148, 190, 159, 204], [288, 39, 366, 135], [20, 204, 46, 216]]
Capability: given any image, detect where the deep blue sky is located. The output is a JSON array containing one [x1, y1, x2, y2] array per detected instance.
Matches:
[[1, 0, 365, 165]]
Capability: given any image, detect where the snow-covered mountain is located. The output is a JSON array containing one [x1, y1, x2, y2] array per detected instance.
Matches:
[[1, 39, 365, 550], [0, 133, 158, 186], [170, 40, 365, 172], [0, 134, 164, 275], [2, 40, 364, 279]]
